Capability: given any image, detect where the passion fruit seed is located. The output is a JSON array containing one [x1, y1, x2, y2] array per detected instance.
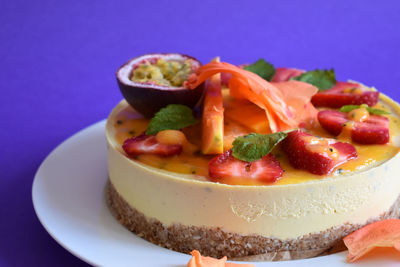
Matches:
[[132, 62, 166, 85], [131, 59, 192, 87]]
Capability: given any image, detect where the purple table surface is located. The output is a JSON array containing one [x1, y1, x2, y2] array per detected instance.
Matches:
[[1, 0, 400, 266]]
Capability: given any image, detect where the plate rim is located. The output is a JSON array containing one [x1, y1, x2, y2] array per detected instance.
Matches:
[[31, 120, 107, 267]]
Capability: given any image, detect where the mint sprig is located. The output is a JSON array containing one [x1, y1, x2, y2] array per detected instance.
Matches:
[[339, 104, 390, 115], [292, 69, 336, 90], [243, 59, 276, 81], [146, 104, 198, 135], [232, 132, 288, 162], [367, 108, 391, 115]]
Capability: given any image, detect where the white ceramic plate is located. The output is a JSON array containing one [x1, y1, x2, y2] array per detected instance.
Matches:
[[32, 120, 399, 267]]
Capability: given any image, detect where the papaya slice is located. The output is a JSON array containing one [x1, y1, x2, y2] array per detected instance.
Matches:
[[223, 119, 251, 150], [225, 99, 270, 133], [201, 58, 224, 154], [186, 61, 318, 133], [187, 250, 255, 267], [343, 219, 400, 262]]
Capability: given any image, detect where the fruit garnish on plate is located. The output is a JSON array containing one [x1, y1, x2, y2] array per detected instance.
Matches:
[[187, 250, 255, 267], [343, 219, 400, 262], [116, 53, 204, 117], [318, 104, 390, 144], [281, 130, 357, 175]]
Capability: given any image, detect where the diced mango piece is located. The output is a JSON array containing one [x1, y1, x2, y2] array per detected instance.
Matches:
[[225, 100, 270, 133]]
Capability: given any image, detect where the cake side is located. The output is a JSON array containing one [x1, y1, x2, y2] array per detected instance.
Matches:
[[107, 181, 400, 259], [107, 140, 400, 239]]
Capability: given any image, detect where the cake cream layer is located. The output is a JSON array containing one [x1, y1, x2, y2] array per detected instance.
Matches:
[[106, 96, 400, 240]]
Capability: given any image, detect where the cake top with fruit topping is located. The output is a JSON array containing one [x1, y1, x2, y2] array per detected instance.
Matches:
[[112, 55, 400, 186]]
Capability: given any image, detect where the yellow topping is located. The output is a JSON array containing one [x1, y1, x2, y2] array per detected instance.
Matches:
[[114, 106, 400, 185], [113, 92, 400, 186], [114, 112, 149, 144], [343, 87, 364, 94], [337, 121, 355, 142], [301, 136, 339, 160], [338, 144, 399, 174], [348, 108, 370, 122], [136, 154, 210, 178]]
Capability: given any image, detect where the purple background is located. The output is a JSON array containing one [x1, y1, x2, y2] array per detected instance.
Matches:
[[1, 0, 400, 266]]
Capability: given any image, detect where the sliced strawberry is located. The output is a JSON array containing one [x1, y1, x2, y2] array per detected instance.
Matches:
[[317, 110, 348, 136], [352, 115, 390, 144], [311, 81, 379, 108], [282, 130, 357, 175], [328, 81, 361, 92], [208, 150, 283, 183], [122, 133, 182, 157], [318, 110, 390, 144], [271, 67, 304, 82]]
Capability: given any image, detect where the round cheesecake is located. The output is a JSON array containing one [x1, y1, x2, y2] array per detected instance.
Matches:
[[106, 94, 400, 260]]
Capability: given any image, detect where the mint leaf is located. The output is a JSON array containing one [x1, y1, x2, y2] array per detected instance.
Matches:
[[292, 69, 336, 90], [243, 59, 276, 81], [367, 107, 390, 115], [340, 104, 390, 115], [146, 104, 198, 135], [339, 105, 360, 113], [232, 132, 288, 162]]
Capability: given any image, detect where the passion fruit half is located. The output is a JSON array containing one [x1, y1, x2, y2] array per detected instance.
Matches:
[[116, 53, 204, 117]]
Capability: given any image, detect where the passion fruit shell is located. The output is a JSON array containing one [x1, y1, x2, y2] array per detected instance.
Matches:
[[116, 53, 204, 118]]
